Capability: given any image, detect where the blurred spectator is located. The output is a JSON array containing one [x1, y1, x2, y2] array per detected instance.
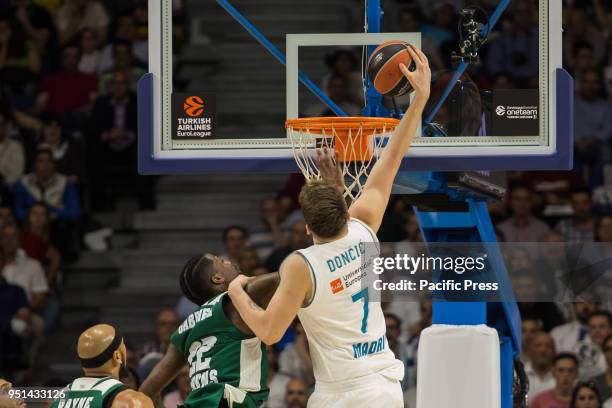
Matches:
[[321, 50, 363, 107], [249, 197, 286, 260], [555, 189, 595, 242], [88, 69, 152, 210], [530, 353, 579, 408], [1, 223, 45, 364], [265, 220, 310, 272], [1, 223, 47, 313], [278, 173, 305, 223], [604, 36, 612, 98], [590, 334, 612, 404], [563, 7, 607, 70], [497, 185, 550, 242], [98, 40, 146, 94], [573, 70, 612, 186], [263, 346, 290, 408], [0, 247, 31, 379], [0, 207, 13, 229], [37, 116, 85, 185], [162, 366, 189, 408], [284, 378, 309, 408], [398, 7, 443, 70], [21, 203, 61, 287], [8, 0, 56, 53], [0, 13, 41, 94], [385, 313, 414, 391], [552, 300, 598, 353], [522, 315, 544, 364], [316, 74, 361, 117], [0, 112, 24, 185], [408, 297, 432, 340], [420, 3, 457, 49], [278, 320, 314, 386], [35, 43, 98, 118], [98, 14, 147, 73], [57, 0, 109, 45], [593, 0, 612, 30], [574, 311, 611, 380], [595, 215, 612, 242], [219, 225, 248, 264], [571, 42, 598, 89], [131, 1, 148, 43], [13, 149, 81, 259], [136, 308, 178, 363], [526, 331, 557, 400], [238, 247, 260, 277], [125, 343, 137, 372], [486, 0, 539, 85], [77, 28, 100, 74], [570, 382, 603, 408]]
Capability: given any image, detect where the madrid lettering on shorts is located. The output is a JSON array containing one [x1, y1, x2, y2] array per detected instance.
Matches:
[[57, 397, 94, 408], [352, 335, 386, 358], [326, 242, 366, 272], [188, 336, 219, 390]]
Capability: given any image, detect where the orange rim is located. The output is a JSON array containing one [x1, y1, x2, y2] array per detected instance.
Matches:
[[285, 116, 400, 132], [286, 117, 399, 163]]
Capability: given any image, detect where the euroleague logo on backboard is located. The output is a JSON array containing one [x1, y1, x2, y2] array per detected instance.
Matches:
[[183, 96, 205, 117], [172, 93, 216, 139], [495, 105, 506, 116]]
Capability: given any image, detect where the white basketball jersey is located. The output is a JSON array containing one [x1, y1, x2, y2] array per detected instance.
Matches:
[[296, 218, 404, 385]]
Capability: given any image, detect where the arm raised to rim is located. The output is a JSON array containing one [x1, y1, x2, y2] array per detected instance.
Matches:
[[348, 45, 431, 233]]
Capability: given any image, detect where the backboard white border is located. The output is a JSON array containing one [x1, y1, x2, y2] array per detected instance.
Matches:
[[146, 0, 562, 161]]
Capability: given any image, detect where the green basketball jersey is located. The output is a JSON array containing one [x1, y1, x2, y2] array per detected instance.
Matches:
[[171, 292, 269, 408], [50, 377, 127, 408]]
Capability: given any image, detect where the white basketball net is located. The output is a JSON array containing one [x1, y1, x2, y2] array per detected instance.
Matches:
[[287, 121, 393, 201]]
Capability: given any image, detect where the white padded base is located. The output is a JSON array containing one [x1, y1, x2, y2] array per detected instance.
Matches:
[[416, 324, 501, 408]]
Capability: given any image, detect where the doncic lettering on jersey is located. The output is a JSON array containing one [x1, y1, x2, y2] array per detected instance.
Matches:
[[326, 242, 366, 272]]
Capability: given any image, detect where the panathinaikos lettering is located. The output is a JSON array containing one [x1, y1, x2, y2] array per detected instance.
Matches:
[[326, 242, 366, 272]]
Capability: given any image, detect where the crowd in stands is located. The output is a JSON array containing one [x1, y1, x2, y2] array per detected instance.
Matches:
[[1, 1, 612, 408], [0, 0, 174, 386]]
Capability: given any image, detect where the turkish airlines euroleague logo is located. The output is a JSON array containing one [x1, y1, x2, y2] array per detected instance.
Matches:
[[172, 93, 215, 139], [183, 96, 205, 117]]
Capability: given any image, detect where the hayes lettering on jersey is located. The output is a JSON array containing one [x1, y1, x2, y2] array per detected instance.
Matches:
[[352, 335, 386, 358], [326, 242, 366, 272], [57, 398, 94, 408]]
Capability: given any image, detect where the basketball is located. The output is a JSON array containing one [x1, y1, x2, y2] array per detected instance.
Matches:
[[367, 41, 416, 97]]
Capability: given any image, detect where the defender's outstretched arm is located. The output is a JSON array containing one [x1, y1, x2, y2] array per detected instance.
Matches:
[[139, 345, 185, 408], [348, 46, 431, 232]]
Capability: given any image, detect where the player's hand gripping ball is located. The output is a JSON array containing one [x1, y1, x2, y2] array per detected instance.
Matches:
[[367, 41, 418, 97]]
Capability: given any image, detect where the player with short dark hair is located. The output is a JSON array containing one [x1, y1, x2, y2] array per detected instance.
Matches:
[[227, 45, 431, 408]]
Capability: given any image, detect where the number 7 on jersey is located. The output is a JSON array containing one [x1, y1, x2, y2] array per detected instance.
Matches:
[[351, 288, 369, 333]]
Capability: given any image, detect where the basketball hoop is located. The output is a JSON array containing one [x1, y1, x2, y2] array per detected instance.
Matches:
[[286, 116, 400, 200]]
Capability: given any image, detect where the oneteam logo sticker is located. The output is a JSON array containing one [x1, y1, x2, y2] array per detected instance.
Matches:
[[495, 105, 506, 116], [330, 278, 344, 294]]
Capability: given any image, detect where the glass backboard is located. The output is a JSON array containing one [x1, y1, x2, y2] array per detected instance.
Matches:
[[138, 0, 572, 174]]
